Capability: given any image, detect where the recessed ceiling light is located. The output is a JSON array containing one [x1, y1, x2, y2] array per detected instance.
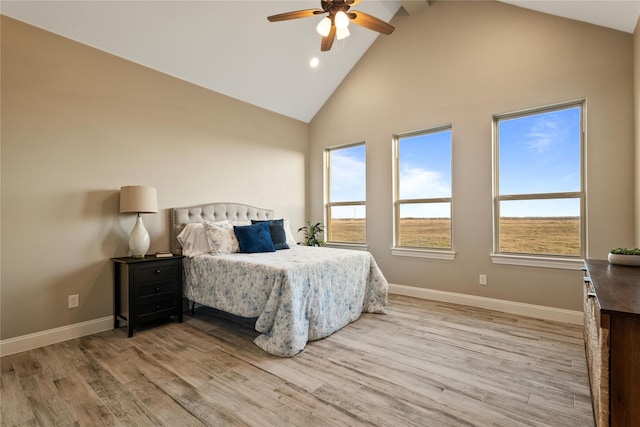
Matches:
[[310, 57, 319, 68]]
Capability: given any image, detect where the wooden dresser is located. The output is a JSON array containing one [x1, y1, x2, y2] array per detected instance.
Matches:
[[582, 259, 640, 427]]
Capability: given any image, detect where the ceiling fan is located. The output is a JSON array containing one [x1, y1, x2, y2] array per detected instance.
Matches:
[[267, 0, 395, 52]]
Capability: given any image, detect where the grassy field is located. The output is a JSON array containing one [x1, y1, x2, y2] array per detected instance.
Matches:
[[499, 217, 580, 256], [329, 219, 366, 243], [329, 217, 580, 255], [397, 218, 451, 249]]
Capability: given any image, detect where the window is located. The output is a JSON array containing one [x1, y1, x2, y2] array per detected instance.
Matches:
[[326, 143, 366, 244], [494, 101, 584, 257], [394, 126, 452, 250]]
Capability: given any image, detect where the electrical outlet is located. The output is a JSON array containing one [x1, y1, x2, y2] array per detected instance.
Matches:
[[479, 274, 487, 286], [68, 294, 79, 308]]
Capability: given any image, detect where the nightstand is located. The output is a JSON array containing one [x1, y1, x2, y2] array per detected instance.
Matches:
[[111, 255, 185, 337]]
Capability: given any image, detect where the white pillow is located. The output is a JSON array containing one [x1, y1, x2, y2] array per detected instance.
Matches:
[[177, 223, 211, 257], [284, 219, 298, 248], [202, 220, 240, 254]]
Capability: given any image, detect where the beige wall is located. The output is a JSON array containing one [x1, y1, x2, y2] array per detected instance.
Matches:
[[2, 3, 636, 342], [309, 1, 635, 311], [0, 16, 308, 340]]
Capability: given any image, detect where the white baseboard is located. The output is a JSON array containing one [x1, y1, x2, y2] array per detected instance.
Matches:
[[389, 283, 583, 325], [0, 287, 582, 356], [0, 316, 113, 357]]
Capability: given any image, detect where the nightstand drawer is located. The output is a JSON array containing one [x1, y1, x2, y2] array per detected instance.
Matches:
[[136, 281, 175, 299], [112, 255, 185, 337], [134, 261, 179, 285], [137, 297, 177, 318]]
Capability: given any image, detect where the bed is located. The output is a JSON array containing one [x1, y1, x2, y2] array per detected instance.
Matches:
[[169, 202, 388, 357]]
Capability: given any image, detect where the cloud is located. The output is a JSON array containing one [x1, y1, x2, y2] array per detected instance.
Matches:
[[400, 165, 450, 199], [330, 151, 365, 201], [400, 202, 450, 218], [525, 115, 563, 153]]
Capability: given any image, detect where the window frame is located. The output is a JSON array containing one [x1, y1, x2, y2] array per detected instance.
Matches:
[[492, 100, 586, 265], [392, 124, 455, 259], [325, 142, 367, 246]]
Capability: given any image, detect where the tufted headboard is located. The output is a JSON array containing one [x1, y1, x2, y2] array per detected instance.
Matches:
[[169, 202, 275, 254]]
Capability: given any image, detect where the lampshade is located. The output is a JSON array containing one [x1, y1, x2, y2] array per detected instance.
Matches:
[[316, 17, 331, 37], [119, 186, 158, 214], [120, 185, 158, 258], [335, 11, 349, 29]]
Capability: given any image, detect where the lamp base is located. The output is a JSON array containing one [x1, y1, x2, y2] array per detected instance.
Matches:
[[129, 215, 150, 258]]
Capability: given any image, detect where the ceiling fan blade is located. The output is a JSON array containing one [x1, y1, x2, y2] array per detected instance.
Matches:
[[349, 11, 395, 35], [321, 24, 337, 51], [267, 9, 323, 22]]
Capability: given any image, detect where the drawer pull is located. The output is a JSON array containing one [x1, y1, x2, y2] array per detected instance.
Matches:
[[583, 277, 591, 283], [587, 292, 597, 298], [154, 269, 161, 274], [156, 305, 161, 310], [155, 287, 161, 292]]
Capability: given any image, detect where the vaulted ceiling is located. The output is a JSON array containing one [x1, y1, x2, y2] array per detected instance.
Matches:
[[2, 1, 638, 123]]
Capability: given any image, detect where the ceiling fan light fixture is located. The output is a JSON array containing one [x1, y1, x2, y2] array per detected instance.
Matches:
[[316, 17, 331, 36], [336, 26, 350, 40], [267, 1, 395, 53], [335, 11, 349, 29]]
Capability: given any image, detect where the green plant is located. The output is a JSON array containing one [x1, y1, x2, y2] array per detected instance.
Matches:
[[298, 222, 326, 247], [610, 247, 640, 255]]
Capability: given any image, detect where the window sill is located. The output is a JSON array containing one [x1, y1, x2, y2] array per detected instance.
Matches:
[[391, 248, 456, 260], [490, 254, 584, 270], [326, 242, 369, 251]]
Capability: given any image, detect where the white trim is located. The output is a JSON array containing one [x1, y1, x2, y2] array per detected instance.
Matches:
[[0, 316, 113, 356], [490, 254, 584, 270], [391, 248, 456, 260], [389, 283, 583, 325], [1, 286, 583, 356], [326, 242, 368, 251]]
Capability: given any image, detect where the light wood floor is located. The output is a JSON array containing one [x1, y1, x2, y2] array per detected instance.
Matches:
[[1, 295, 594, 427]]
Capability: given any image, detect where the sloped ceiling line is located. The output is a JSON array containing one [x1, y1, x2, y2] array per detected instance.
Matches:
[[1, 0, 638, 123]]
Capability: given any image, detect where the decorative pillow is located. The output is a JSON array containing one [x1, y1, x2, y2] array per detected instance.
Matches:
[[202, 220, 240, 254], [234, 222, 276, 253], [283, 219, 298, 247], [251, 219, 289, 250], [177, 223, 213, 257]]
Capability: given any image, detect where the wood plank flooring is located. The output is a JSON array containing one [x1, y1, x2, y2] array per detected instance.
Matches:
[[1, 295, 594, 426]]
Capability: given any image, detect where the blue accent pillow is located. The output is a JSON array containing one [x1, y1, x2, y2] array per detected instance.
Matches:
[[234, 221, 276, 253], [251, 219, 289, 250]]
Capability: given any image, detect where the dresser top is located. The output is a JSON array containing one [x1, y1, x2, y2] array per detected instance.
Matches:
[[585, 259, 640, 316]]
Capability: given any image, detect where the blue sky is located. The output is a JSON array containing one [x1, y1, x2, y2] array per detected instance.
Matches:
[[329, 144, 366, 219], [498, 106, 581, 217], [399, 130, 452, 199], [398, 130, 452, 218], [329, 106, 581, 219]]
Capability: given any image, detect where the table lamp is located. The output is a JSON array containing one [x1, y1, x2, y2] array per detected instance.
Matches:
[[119, 185, 158, 258]]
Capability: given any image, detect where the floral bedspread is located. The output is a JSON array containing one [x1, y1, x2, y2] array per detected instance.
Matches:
[[183, 246, 388, 357]]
